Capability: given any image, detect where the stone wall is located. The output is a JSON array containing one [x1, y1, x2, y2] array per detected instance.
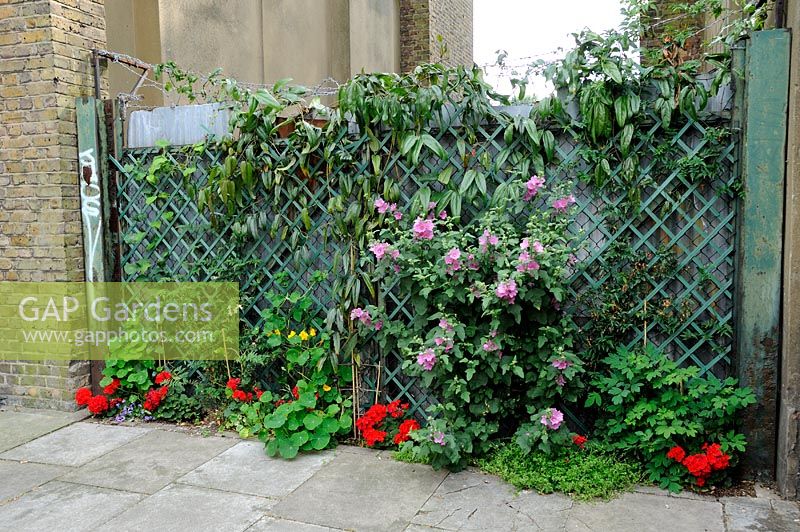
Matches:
[[0, 0, 105, 410]]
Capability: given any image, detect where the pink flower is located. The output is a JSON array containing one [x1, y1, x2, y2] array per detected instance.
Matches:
[[540, 408, 564, 430], [433, 432, 446, 446], [552, 194, 576, 213], [427, 201, 437, 211], [434, 337, 445, 346], [393, 210, 403, 221], [556, 374, 566, 387], [444, 247, 461, 274], [482, 339, 499, 352], [389, 249, 400, 260], [516, 252, 540, 273], [478, 229, 499, 253], [374, 320, 383, 331], [467, 253, 479, 270], [369, 242, 391, 261], [532, 241, 545, 253], [413, 218, 435, 240], [439, 211, 447, 220], [350, 307, 372, 327], [495, 279, 518, 304], [417, 348, 437, 371], [520, 238, 529, 250], [552, 358, 572, 370], [524, 175, 546, 201], [374, 197, 390, 214], [439, 318, 453, 333]]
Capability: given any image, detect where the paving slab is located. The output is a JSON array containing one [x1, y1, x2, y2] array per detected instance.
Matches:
[[272, 449, 447, 532], [411, 469, 524, 531], [0, 422, 150, 466], [0, 409, 84, 453], [566, 491, 725, 532], [509, 489, 575, 530], [0, 460, 69, 503], [99, 483, 271, 532], [722, 496, 800, 532], [178, 440, 333, 498], [0, 481, 143, 532], [248, 515, 342, 531], [60, 429, 235, 494]]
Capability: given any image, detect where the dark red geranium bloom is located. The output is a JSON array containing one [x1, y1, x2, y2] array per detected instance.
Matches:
[[572, 434, 588, 449], [87, 395, 109, 415], [666, 445, 686, 462], [154, 371, 172, 385], [102, 378, 121, 396], [705, 443, 730, 471], [255, 387, 264, 400], [75, 387, 92, 406], [226, 378, 240, 391], [232, 389, 247, 402], [291, 386, 300, 400]]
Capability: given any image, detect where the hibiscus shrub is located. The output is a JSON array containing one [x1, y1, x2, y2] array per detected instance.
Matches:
[[587, 345, 756, 491], [357, 175, 584, 469]]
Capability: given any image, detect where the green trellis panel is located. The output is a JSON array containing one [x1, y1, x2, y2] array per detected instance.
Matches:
[[111, 93, 740, 420], [734, 29, 791, 479]]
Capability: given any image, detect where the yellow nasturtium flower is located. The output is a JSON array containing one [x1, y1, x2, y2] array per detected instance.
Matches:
[[273, 329, 281, 336], [288, 330, 296, 339], [299, 330, 310, 341], [323, 384, 332, 392], [309, 328, 317, 337]]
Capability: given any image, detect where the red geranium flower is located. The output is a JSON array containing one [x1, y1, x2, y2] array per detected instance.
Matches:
[[109, 398, 123, 408], [232, 389, 247, 402], [102, 378, 121, 396], [682, 453, 712, 478], [705, 443, 730, 471], [362, 427, 387, 447], [393, 419, 420, 444], [154, 371, 172, 385], [87, 395, 109, 415], [255, 387, 263, 400], [291, 386, 299, 400], [572, 434, 588, 449], [226, 378, 240, 391], [75, 387, 92, 406], [666, 445, 686, 462]]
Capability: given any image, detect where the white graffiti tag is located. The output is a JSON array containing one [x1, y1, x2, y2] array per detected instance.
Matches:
[[79, 148, 103, 282]]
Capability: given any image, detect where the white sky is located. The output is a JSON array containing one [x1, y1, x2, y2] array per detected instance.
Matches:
[[474, 0, 624, 97]]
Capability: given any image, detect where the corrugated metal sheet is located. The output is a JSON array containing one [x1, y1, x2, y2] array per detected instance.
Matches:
[[127, 103, 231, 148]]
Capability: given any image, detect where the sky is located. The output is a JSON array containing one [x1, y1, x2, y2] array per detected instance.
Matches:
[[474, 0, 625, 97]]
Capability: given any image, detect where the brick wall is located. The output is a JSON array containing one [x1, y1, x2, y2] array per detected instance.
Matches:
[[429, 0, 472, 68], [399, 0, 473, 72], [0, 0, 106, 410], [641, 0, 705, 63]]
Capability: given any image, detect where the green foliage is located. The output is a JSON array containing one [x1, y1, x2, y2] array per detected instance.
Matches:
[[477, 442, 641, 500], [587, 345, 756, 491], [101, 358, 155, 401]]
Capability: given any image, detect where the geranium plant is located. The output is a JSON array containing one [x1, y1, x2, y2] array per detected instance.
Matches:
[[356, 400, 420, 448], [357, 174, 584, 469]]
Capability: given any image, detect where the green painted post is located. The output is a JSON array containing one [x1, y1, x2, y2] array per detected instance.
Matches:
[[735, 29, 791, 479]]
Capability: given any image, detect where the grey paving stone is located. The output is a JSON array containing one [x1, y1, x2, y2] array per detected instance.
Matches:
[[60, 429, 235, 494], [247, 515, 341, 531], [412, 470, 517, 530], [178, 440, 333, 498], [566, 491, 724, 532], [722, 496, 800, 532], [0, 460, 69, 503], [99, 483, 272, 532], [0, 409, 84, 453], [272, 450, 447, 532], [0, 481, 143, 532], [0, 422, 150, 466], [509, 489, 575, 530]]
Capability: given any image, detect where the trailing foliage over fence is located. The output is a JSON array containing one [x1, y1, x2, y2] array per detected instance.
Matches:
[[113, 30, 739, 416]]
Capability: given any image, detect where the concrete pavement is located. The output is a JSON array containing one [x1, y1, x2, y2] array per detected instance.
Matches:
[[0, 408, 798, 532]]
